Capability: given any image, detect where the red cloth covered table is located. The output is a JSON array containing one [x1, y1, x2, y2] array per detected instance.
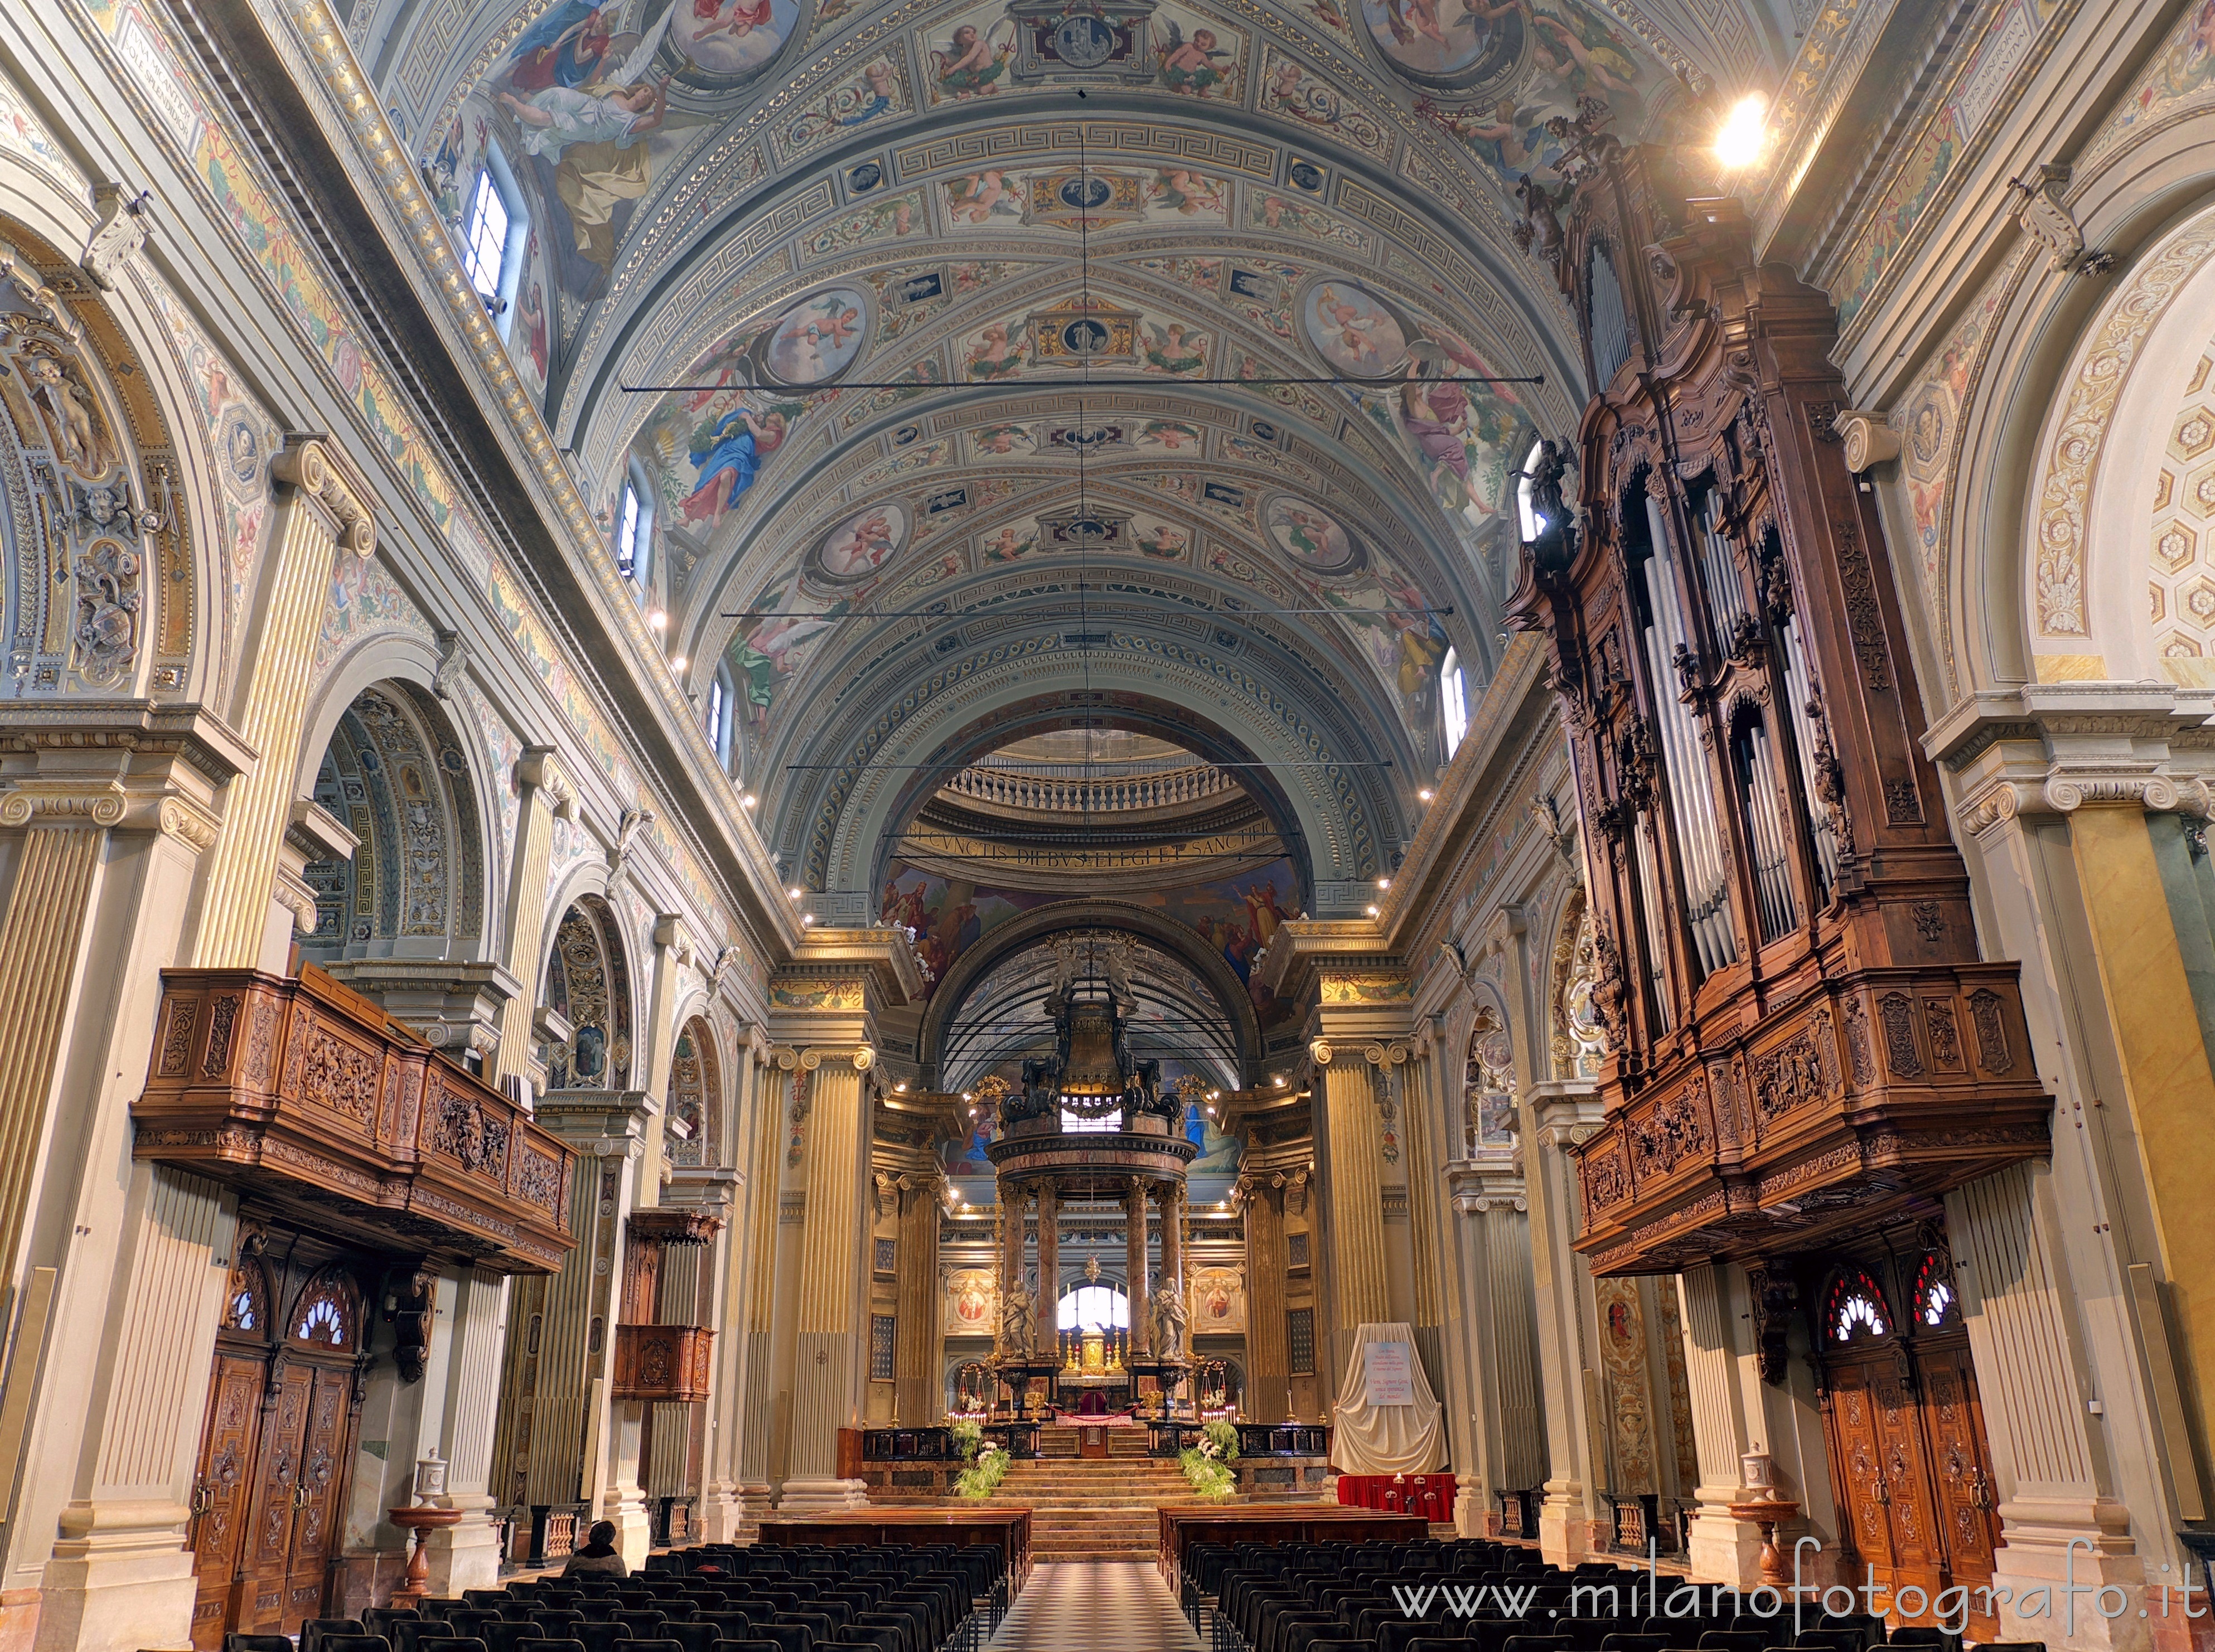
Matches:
[[1336, 1471, 1457, 1523]]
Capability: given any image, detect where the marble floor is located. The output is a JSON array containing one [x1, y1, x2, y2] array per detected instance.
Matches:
[[992, 1559, 1205, 1650]]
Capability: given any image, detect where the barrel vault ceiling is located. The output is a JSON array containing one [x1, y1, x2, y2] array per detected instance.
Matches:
[[339, 0, 1782, 921]]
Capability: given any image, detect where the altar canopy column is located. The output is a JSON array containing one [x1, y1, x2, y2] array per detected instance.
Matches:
[[1240, 1174, 1288, 1420], [997, 1184, 1026, 1359], [1126, 1176, 1152, 1360], [1160, 1182, 1184, 1290], [893, 1175, 940, 1425], [1033, 1179, 1060, 1362]]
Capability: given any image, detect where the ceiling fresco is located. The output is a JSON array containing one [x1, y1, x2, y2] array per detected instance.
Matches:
[[354, 0, 1742, 922]]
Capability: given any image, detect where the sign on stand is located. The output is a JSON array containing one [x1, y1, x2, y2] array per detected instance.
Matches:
[[1361, 1341, 1415, 1406]]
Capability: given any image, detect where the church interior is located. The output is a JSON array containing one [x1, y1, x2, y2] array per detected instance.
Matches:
[[3, 0, 2215, 1648]]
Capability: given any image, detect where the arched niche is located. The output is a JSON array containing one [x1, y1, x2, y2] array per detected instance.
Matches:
[[543, 893, 635, 1091], [302, 680, 487, 961], [667, 1014, 722, 1167], [0, 214, 209, 699], [1547, 887, 1608, 1083]]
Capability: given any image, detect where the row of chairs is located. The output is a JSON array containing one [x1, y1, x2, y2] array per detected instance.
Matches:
[[224, 1539, 997, 1652], [1189, 1538, 2038, 1652]]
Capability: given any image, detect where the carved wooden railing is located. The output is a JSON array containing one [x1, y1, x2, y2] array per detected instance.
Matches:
[[133, 963, 574, 1272]]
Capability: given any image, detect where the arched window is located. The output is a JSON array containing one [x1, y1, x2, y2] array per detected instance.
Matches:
[[1913, 1253, 1961, 1329], [616, 464, 655, 592], [291, 1270, 357, 1350], [1441, 647, 1469, 757], [1822, 1267, 1892, 1346], [461, 147, 528, 336], [1057, 1283, 1129, 1330], [223, 1257, 269, 1334]]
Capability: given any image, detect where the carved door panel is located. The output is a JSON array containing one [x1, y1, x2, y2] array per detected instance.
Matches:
[[240, 1362, 310, 1633], [1868, 1358, 1947, 1611], [188, 1353, 267, 1650], [1826, 1364, 1897, 1579], [1918, 1342, 2001, 1638], [282, 1364, 354, 1625]]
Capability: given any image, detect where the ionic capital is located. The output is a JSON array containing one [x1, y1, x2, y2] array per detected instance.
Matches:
[[270, 437, 375, 558], [1309, 1038, 1333, 1067], [517, 746, 574, 818], [0, 782, 127, 829]]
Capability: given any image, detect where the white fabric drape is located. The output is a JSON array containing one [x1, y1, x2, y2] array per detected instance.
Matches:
[[1329, 1320, 1445, 1474]]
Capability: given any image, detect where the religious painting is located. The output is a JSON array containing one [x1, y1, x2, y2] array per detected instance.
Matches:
[[927, 8, 1019, 102], [671, 0, 804, 81], [945, 1268, 999, 1333], [1301, 280, 1410, 376], [810, 500, 910, 583], [760, 287, 869, 386], [1360, 0, 1525, 88], [1189, 1266, 1245, 1331], [1263, 495, 1362, 575]]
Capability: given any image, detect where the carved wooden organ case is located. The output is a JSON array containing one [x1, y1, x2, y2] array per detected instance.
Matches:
[[1505, 152, 2050, 1277]]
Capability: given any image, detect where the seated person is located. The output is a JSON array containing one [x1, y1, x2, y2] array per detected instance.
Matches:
[[560, 1520, 627, 1577]]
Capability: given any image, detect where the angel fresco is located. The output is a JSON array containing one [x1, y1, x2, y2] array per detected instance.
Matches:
[[945, 169, 1023, 224], [934, 20, 1016, 98], [1149, 168, 1225, 217], [492, 1, 671, 299], [1143, 321, 1208, 376]]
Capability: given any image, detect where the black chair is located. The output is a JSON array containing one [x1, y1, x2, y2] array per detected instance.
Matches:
[[1887, 1630, 1953, 1652], [576, 1621, 632, 1652], [724, 1629, 809, 1652], [413, 1639, 489, 1652], [698, 1611, 757, 1641], [446, 1613, 505, 1644], [303, 1619, 368, 1652], [1797, 1632, 1866, 1652], [1605, 1637, 1671, 1652], [830, 1631, 901, 1652], [225, 1636, 293, 1652], [1700, 1634, 1767, 1652], [366, 1610, 422, 1639], [517, 1640, 589, 1652], [614, 1612, 669, 1640]]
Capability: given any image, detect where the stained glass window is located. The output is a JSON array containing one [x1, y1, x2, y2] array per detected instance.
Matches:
[[1914, 1253, 1960, 1328], [1822, 1268, 1890, 1345]]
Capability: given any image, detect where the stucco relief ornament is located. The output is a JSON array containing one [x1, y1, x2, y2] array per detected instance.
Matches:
[[2006, 164, 2088, 275], [80, 183, 152, 290]]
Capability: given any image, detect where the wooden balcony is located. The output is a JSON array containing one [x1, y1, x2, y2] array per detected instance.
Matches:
[[1570, 965, 2051, 1276], [611, 1324, 714, 1402], [132, 964, 574, 1272]]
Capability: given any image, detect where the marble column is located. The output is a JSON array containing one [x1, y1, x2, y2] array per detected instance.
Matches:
[[1159, 1182, 1184, 1294], [194, 438, 375, 969], [1527, 1083, 1603, 1566], [486, 1092, 652, 1563], [1, 720, 234, 1652], [893, 1175, 941, 1426], [1033, 1180, 1060, 1363], [1400, 1041, 1448, 1408], [700, 1031, 762, 1540], [728, 1047, 787, 1535], [1674, 1261, 1764, 1586], [1126, 1177, 1152, 1361], [782, 1050, 873, 1506], [491, 748, 572, 1095], [1312, 1043, 1389, 1385], [1237, 1174, 1286, 1420], [423, 1267, 511, 1592]]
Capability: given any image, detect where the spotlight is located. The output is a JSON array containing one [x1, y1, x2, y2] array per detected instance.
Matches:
[[670, 654, 687, 673], [1273, 1076, 1286, 1088], [789, 887, 804, 900], [1418, 789, 1434, 802], [801, 912, 815, 926], [895, 1081, 908, 1092], [742, 794, 758, 809], [1366, 904, 1380, 915], [1377, 877, 1390, 890], [1714, 93, 1769, 171], [963, 1092, 974, 1101], [648, 609, 668, 631]]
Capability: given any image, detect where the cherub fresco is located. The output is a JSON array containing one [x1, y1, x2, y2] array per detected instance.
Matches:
[[945, 169, 1023, 223], [1149, 168, 1226, 217], [934, 20, 1015, 98], [965, 321, 1027, 380], [1143, 321, 1208, 375], [1157, 21, 1235, 96]]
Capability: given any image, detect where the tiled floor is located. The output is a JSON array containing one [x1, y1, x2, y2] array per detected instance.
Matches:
[[993, 1559, 1204, 1650]]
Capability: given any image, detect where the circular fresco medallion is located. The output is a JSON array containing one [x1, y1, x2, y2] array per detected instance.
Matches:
[[808, 501, 911, 585], [1263, 495, 1365, 576], [1358, 0, 1526, 90], [1300, 279, 1411, 379], [757, 286, 869, 387], [671, 0, 803, 85]]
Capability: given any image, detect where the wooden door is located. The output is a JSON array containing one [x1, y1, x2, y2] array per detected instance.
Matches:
[[1826, 1362, 1899, 1583], [283, 1364, 355, 1623], [1866, 1354, 1948, 1616], [188, 1352, 268, 1651], [240, 1359, 311, 1633], [1917, 1341, 2001, 1638]]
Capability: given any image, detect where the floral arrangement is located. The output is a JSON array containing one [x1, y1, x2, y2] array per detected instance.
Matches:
[[1178, 1418, 1241, 1499], [950, 1417, 1008, 1500]]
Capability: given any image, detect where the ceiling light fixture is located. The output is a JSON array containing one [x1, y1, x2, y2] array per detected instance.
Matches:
[[1418, 788, 1434, 802], [789, 887, 804, 900], [801, 912, 815, 926], [1377, 877, 1390, 889], [1366, 904, 1380, 915], [670, 655, 686, 672], [742, 794, 758, 809], [1273, 1076, 1286, 1088], [647, 609, 668, 630]]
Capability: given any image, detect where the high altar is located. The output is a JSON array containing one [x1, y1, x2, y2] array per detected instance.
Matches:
[[984, 939, 1197, 1421]]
